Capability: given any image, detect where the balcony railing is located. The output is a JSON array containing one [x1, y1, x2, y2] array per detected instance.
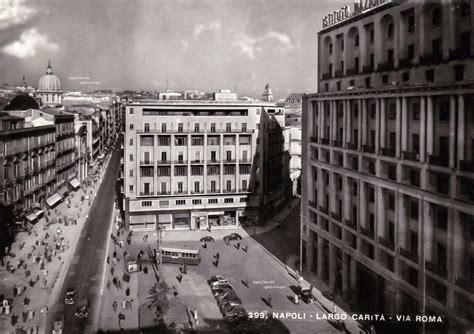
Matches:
[[157, 191, 171, 195], [207, 189, 220, 194], [139, 192, 155, 196], [238, 188, 250, 192], [448, 48, 471, 61], [157, 160, 171, 165], [420, 53, 442, 65], [455, 276, 474, 293], [173, 191, 187, 195], [428, 155, 449, 167], [378, 236, 394, 250], [223, 189, 236, 193], [344, 219, 357, 230], [318, 205, 328, 215], [346, 68, 359, 75], [321, 138, 330, 145], [380, 147, 396, 157], [322, 73, 332, 80], [173, 160, 187, 164], [360, 226, 374, 238], [377, 62, 394, 72], [460, 160, 474, 172], [333, 140, 343, 148], [208, 159, 220, 164], [190, 160, 204, 164], [137, 128, 255, 134], [224, 159, 236, 163], [309, 201, 318, 210], [239, 159, 251, 163], [398, 58, 412, 69], [362, 145, 375, 154], [362, 64, 374, 73], [139, 160, 154, 166], [347, 142, 358, 150], [334, 70, 344, 78], [331, 212, 342, 222], [310, 137, 318, 143], [425, 260, 447, 277], [190, 190, 204, 194], [402, 151, 418, 161]]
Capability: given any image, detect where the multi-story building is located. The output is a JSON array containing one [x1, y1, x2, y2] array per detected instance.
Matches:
[[123, 96, 287, 231], [302, 0, 474, 331]]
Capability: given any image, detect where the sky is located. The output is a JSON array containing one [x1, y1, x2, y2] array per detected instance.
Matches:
[[0, 0, 349, 99]]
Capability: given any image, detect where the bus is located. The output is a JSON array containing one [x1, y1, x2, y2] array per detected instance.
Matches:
[[158, 246, 200, 265]]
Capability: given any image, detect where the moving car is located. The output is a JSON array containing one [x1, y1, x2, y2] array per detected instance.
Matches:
[[64, 287, 77, 305], [223, 233, 242, 242], [200, 236, 214, 242], [74, 299, 90, 319], [208, 275, 226, 285], [220, 301, 242, 315], [52, 313, 64, 334], [299, 282, 315, 304]]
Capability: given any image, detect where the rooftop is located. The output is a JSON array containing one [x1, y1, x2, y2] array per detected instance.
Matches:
[[128, 99, 277, 107]]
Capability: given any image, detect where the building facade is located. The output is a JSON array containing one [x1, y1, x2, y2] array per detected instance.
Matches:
[[302, 0, 474, 331], [123, 99, 286, 231]]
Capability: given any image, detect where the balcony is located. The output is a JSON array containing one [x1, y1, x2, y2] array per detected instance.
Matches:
[[448, 48, 471, 61], [173, 191, 187, 195], [238, 188, 250, 192], [310, 137, 318, 143], [362, 145, 375, 154], [322, 73, 332, 80], [157, 160, 171, 165], [239, 159, 251, 164], [380, 147, 396, 157], [378, 236, 394, 250], [398, 58, 412, 69], [455, 276, 474, 293], [224, 159, 236, 163], [428, 155, 449, 167], [309, 201, 318, 210], [363, 64, 374, 73], [223, 189, 236, 193], [207, 189, 221, 194], [331, 212, 342, 222], [360, 226, 374, 238], [402, 151, 418, 161], [208, 159, 220, 164], [190, 160, 204, 164], [173, 160, 187, 164], [334, 70, 344, 78], [460, 160, 474, 172], [190, 190, 204, 194], [139, 160, 154, 166], [344, 219, 357, 230], [139, 192, 155, 196], [420, 53, 442, 65], [321, 138, 330, 145], [333, 140, 343, 148], [347, 142, 358, 150], [346, 68, 359, 75], [425, 260, 447, 277], [377, 62, 394, 72], [156, 191, 171, 195], [318, 205, 328, 215]]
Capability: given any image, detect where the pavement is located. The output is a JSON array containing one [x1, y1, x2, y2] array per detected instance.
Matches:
[[0, 149, 114, 334]]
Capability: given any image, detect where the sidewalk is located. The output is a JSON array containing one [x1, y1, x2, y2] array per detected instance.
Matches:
[[0, 151, 113, 334]]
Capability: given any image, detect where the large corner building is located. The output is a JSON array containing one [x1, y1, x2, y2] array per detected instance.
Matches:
[[302, 0, 474, 331]]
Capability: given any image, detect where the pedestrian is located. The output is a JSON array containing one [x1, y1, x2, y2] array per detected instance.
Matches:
[[106, 280, 111, 290], [129, 299, 134, 310], [126, 300, 131, 310], [113, 251, 117, 259], [125, 287, 130, 297], [13, 285, 17, 297], [193, 309, 199, 327], [294, 294, 299, 304], [118, 312, 125, 328], [216, 252, 220, 260], [177, 274, 182, 283], [112, 301, 117, 312], [183, 263, 187, 274], [107, 256, 110, 264], [236, 242, 240, 249], [110, 266, 115, 276], [118, 279, 122, 290], [22, 311, 27, 322], [121, 299, 127, 310], [113, 277, 117, 286]]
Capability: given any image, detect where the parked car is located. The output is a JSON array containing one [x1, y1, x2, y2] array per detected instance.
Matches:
[[211, 282, 233, 292], [217, 295, 242, 306], [52, 313, 64, 334], [210, 279, 230, 289], [64, 287, 77, 305], [208, 275, 226, 284], [223, 233, 242, 242], [299, 282, 315, 304], [220, 301, 242, 315], [74, 299, 89, 319], [200, 236, 214, 242]]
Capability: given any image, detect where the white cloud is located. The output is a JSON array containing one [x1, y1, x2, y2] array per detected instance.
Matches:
[[0, 0, 37, 30], [232, 30, 293, 59], [193, 21, 221, 39], [3, 28, 58, 58]]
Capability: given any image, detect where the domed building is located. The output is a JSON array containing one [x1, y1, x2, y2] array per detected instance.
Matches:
[[37, 61, 62, 106], [262, 83, 274, 102]]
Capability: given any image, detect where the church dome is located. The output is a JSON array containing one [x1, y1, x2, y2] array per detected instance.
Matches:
[[38, 61, 61, 91]]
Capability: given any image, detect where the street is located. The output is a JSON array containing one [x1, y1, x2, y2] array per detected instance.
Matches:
[[46, 147, 120, 334]]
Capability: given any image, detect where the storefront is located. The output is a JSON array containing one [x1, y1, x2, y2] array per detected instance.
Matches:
[[173, 212, 190, 229], [129, 215, 156, 231]]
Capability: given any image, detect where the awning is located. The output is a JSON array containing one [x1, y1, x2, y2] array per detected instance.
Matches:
[[208, 211, 225, 216], [46, 193, 62, 207], [34, 209, 44, 218], [57, 186, 69, 198], [26, 213, 37, 222], [69, 178, 81, 189]]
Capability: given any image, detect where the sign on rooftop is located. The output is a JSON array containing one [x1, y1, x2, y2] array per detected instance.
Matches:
[[322, 0, 393, 29]]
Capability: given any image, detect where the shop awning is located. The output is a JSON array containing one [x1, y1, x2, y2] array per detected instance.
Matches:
[[34, 209, 44, 218], [208, 211, 225, 216], [26, 212, 37, 222], [69, 178, 81, 189], [46, 193, 62, 207]]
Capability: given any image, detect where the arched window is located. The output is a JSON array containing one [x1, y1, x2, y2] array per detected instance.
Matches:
[[329, 43, 333, 55], [355, 33, 359, 47], [387, 23, 394, 39]]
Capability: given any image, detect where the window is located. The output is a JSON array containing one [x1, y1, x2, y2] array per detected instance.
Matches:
[[241, 123, 247, 132], [208, 136, 219, 145], [432, 39, 441, 58], [191, 137, 203, 146], [425, 69, 435, 83], [210, 151, 217, 162], [329, 43, 333, 54], [129, 123, 134, 130], [208, 198, 218, 204], [387, 23, 394, 39], [454, 65, 464, 81], [239, 165, 250, 174], [408, 44, 415, 60], [177, 152, 184, 162], [210, 181, 216, 192], [341, 38, 344, 51], [407, 15, 415, 33], [388, 193, 395, 211], [439, 103, 450, 122], [226, 180, 232, 191], [175, 137, 186, 146], [207, 165, 220, 175], [129, 108, 134, 115], [194, 182, 201, 193], [365, 77, 371, 89], [369, 187, 375, 203], [370, 104, 376, 119], [194, 123, 200, 132], [388, 104, 396, 119], [325, 84, 329, 92], [432, 7, 441, 26], [226, 151, 232, 161], [176, 200, 186, 205], [191, 166, 203, 175], [436, 207, 448, 230], [192, 199, 202, 205], [140, 167, 153, 177], [349, 79, 355, 86], [412, 106, 420, 120], [370, 29, 374, 43], [240, 197, 249, 203], [224, 166, 235, 175], [142, 201, 152, 207], [129, 138, 133, 145], [355, 34, 359, 47], [402, 72, 410, 82], [161, 152, 167, 162], [242, 180, 248, 191], [226, 122, 232, 132], [382, 75, 388, 85], [224, 198, 234, 203], [144, 123, 150, 132], [210, 123, 216, 132], [336, 82, 341, 91], [178, 123, 183, 132], [177, 182, 184, 193], [129, 185, 134, 192], [129, 154, 134, 162], [410, 200, 419, 220], [129, 169, 134, 177]]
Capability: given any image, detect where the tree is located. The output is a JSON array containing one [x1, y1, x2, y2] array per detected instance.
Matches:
[[145, 281, 170, 320]]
